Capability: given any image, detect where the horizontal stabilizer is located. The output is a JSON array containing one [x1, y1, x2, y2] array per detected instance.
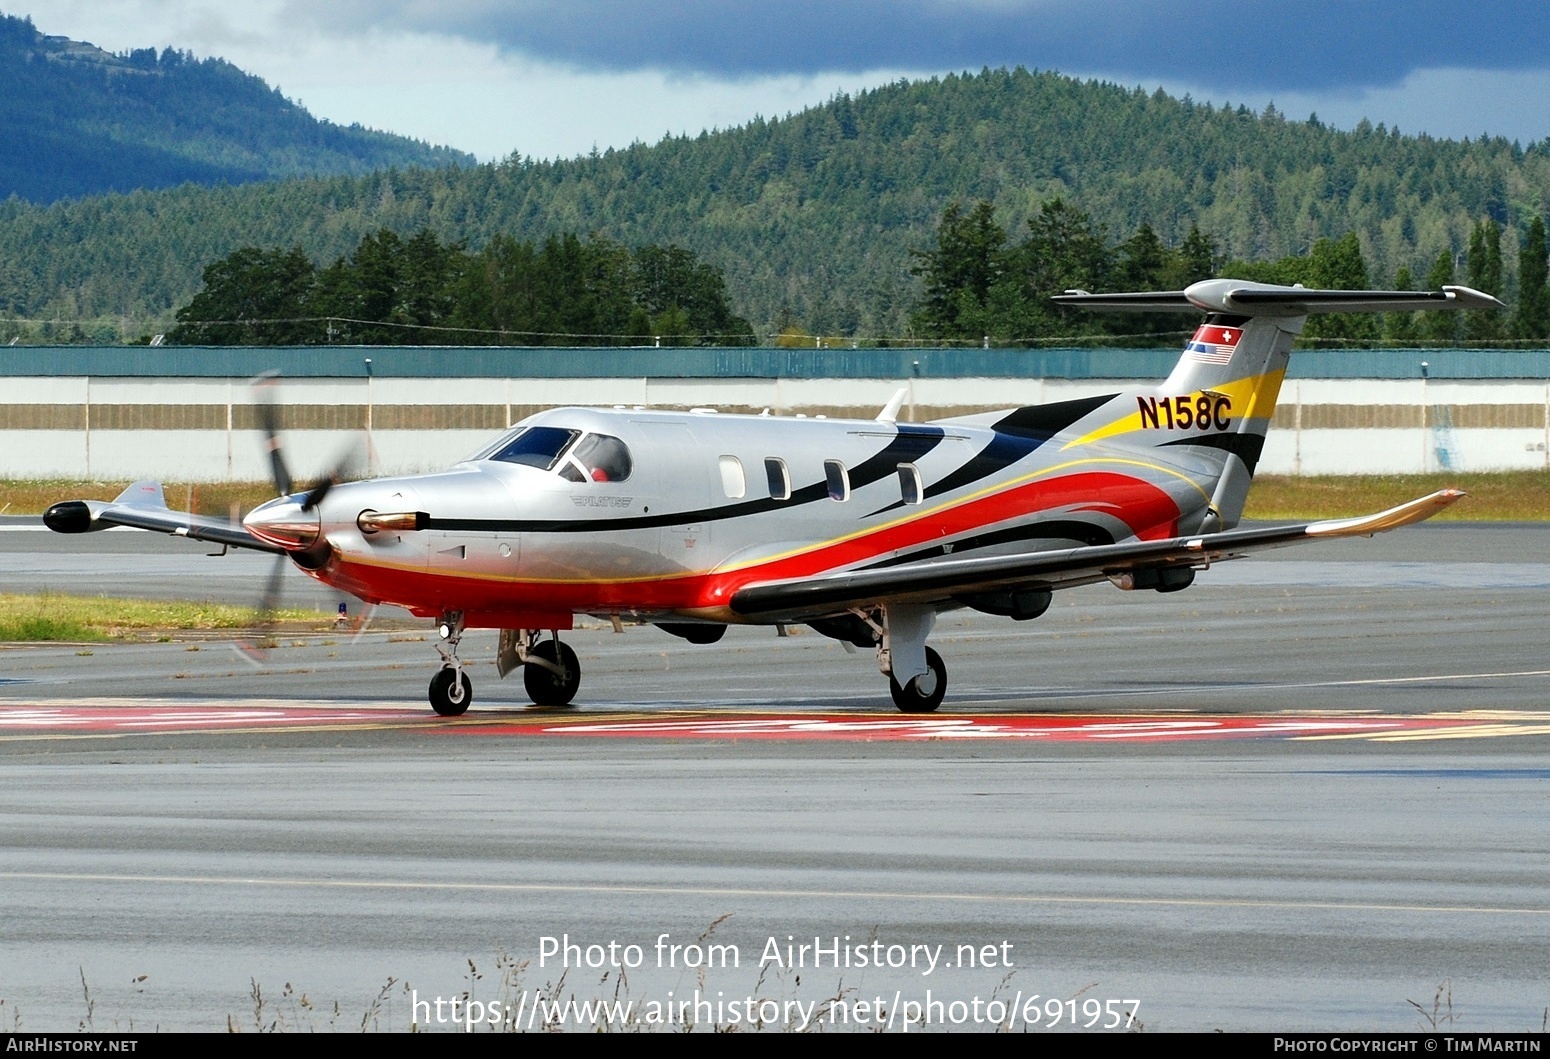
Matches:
[[1053, 289, 1196, 312], [1055, 279, 1504, 316]]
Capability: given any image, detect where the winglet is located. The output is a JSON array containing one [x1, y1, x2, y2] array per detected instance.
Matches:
[[1305, 489, 1464, 538]]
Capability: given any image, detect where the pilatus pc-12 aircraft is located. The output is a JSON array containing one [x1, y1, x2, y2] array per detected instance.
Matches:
[[46, 279, 1499, 715]]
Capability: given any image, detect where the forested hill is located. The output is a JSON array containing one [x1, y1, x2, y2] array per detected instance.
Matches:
[[0, 12, 471, 204], [2, 65, 1547, 340]]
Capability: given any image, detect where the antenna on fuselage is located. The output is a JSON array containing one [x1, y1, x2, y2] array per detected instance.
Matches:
[[876, 387, 909, 423]]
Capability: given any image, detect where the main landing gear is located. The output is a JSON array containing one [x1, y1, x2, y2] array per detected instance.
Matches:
[[890, 646, 947, 713], [521, 636, 581, 707], [427, 616, 584, 715], [812, 603, 949, 712]]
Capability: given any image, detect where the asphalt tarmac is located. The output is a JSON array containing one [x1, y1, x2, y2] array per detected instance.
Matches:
[[1, 518, 1548, 1032]]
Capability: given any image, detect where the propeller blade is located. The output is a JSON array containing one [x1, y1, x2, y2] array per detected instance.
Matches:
[[298, 436, 363, 511], [349, 603, 379, 646], [252, 372, 293, 497], [235, 552, 287, 665], [300, 476, 334, 511]]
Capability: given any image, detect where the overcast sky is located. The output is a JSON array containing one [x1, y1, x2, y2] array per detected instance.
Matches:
[[14, 1, 1550, 162]]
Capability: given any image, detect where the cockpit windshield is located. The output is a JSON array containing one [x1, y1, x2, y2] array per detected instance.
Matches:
[[480, 426, 579, 471], [473, 425, 632, 483]]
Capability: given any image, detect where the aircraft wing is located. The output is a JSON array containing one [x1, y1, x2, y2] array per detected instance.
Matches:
[[42, 480, 288, 555], [729, 490, 1461, 620]]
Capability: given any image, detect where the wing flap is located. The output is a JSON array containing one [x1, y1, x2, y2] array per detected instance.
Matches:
[[729, 490, 1463, 620]]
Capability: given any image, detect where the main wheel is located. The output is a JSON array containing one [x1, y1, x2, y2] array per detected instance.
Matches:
[[429, 668, 473, 716], [889, 647, 946, 713], [523, 639, 581, 707]]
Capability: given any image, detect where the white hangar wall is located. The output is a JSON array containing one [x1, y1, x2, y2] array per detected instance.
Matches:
[[4, 373, 1549, 480]]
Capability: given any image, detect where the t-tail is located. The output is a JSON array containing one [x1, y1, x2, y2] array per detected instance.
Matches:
[[1052, 279, 1502, 531]]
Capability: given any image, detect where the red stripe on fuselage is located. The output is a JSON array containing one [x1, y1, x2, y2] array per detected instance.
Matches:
[[320, 471, 1182, 621]]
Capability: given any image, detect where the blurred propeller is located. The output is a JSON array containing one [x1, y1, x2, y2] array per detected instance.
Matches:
[[253, 371, 293, 497], [239, 372, 363, 664]]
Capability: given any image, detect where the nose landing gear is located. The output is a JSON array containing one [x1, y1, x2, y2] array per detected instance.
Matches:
[[428, 611, 472, 716]]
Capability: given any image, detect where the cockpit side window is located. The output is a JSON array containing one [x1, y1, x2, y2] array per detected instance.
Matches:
[[569, 433, 633, 483], [484, 426, 578, 471]]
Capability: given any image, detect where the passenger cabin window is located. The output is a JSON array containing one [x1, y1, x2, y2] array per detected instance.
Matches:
[[719, 455, 746, 499], [898, 463, 923, 505], [824, 460, 850, 502], [764, 458, 790, 500]]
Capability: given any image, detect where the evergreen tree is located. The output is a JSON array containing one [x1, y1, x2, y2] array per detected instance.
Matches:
[[1021, 198, 1112, 296], [1302, 233, 1378, 344], [167, 245, 316, 344], [169, 228, 749, 346], [1420, 248, 1459, 345], [1465, 220, 1504, 342], [633, 243, 754, 344], [908, 200, 1008, 339], [1385, 265, 1418, 344], [1163, 225, 1219, 289], [1515, 216, 1549, 341], [1116, 223, 1168, 288]]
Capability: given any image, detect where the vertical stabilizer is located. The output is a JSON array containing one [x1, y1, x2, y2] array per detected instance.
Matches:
[[1053, 280, 1502, 529]]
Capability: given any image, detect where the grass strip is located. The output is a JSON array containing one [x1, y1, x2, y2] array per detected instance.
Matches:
[[0, 592, 331, 641]]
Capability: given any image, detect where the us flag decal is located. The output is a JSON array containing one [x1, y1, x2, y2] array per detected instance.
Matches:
[[1186, 324, 1242, 364]]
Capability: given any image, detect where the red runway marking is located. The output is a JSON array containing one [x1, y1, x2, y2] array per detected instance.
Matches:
[[447, 713, 1483, 742], [0, 704, 1520, 743]]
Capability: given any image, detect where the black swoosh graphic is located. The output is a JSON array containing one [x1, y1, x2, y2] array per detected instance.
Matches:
[[1160, 432, 1267, 475], [861, 519, 1117, 569]]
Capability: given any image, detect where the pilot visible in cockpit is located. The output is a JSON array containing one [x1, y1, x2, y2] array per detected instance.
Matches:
[[569, 433, 632, 483]]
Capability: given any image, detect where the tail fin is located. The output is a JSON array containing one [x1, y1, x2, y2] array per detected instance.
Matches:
[[1054, 280, 1501, 530]]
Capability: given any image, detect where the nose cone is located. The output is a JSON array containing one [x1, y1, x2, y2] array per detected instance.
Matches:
[[243, 495, 322, 550]]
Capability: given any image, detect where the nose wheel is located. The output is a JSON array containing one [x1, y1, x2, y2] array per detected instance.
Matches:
[[429, 610, 472, 716], [429, 667, 473, 716]]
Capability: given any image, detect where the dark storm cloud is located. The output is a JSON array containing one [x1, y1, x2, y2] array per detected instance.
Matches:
[[328, 0, 1550, 91]]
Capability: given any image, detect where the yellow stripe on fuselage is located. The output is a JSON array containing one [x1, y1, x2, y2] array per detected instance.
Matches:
[[1061, 368, 1287, 450]]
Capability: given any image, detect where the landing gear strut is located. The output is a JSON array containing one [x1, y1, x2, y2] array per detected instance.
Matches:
[[428, 610, 472, 716], [874, 603, 948, 713]]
